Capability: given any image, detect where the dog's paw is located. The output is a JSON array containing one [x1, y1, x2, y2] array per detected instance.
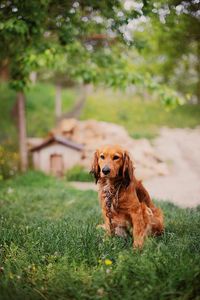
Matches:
[[115, 226, 127, 238], [133, 238, 144, 250]]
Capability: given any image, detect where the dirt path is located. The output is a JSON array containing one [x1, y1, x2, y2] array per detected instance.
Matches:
[[70, 127, 200, 208], [144, 127, 200, 208]]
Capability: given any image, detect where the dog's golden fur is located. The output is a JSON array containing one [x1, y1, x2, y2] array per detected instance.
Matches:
[[90, 145, 164, 248]]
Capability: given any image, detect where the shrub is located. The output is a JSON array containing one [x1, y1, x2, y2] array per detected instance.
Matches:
[[0, 145, 19, 180], [66, 165, 93, 182]]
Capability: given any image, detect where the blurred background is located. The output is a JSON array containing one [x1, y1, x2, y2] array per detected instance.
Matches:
[[0, 0, 200, 207]]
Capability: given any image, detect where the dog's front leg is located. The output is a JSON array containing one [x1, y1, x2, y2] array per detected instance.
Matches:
[[97, 207, 113, 235], [130, 204, 148, 249]]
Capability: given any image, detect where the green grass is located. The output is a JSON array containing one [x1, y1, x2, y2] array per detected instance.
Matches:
[[26, 83, 75, 136], [0, 172, 200, 300], [81, 89, 200, 138], [1, 84, 200, 145], [0, 82, 76, 144], [66, 165, 93, 182]]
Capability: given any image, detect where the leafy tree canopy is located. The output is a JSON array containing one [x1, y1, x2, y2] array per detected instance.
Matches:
[[0, 0, 142, 89], [129, 0, 200, 102], [0, 0, 191, 105]]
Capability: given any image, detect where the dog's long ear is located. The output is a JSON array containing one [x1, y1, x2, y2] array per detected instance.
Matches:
[[122, 151, 134, 187], [90, 151, 100, 183]]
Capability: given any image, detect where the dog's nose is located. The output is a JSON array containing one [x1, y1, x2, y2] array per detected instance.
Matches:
[[102, 166, 110, 175]]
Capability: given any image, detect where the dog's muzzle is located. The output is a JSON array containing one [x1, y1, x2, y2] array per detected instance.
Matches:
[[102, 165, 111, 175]]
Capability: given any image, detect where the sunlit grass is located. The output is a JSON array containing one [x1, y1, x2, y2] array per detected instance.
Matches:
[[26, 83, 76, 136], [0, 171, 200, 299], [1, 84, 200, 143], [81, 89, 200, 138]]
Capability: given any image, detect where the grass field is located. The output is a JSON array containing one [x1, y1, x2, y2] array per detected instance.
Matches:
[[1, 83, 200, 145], [0, 171, 200, 300], [81, 89, 200, 139], [0, 83, 75, 144]]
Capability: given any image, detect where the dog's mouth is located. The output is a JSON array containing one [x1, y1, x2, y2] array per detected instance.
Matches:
[[101, 172, 110, 178], [101, 171, 117, 179]]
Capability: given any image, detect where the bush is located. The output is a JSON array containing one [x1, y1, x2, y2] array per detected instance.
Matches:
[[66, 165, 93, 182], [0, 145, 19, 180]]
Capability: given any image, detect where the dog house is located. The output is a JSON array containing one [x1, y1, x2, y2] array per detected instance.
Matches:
[[30, 135, 83, 177]]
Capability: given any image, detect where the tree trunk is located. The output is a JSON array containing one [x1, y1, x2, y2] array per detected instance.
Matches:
[[17, 91, 28, 171], [55, 83, 62, 122], [0, 59, 9, 81]]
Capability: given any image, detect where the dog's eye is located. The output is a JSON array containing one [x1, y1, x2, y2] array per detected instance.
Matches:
[[113, 155, 119, 160], [100, 154, 105, 160]]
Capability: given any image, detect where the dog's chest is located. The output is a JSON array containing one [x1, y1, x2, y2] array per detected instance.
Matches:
[[102, 183, 125, 212]]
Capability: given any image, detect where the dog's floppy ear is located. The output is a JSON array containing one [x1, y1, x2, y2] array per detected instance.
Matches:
[[122, 151, 134, 187], [90, 150, 100, 183]]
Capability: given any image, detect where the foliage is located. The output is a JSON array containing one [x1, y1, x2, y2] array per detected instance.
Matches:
[[0, 144, 19, 180], [66, 165, 93, 182], [0, 0, 183, 105], [0, 171, 200, 299], [130, 0, 200, 102], [0, 0, 139, 90]]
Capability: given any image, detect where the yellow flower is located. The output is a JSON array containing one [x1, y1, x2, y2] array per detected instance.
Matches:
[[104, 259, 112, 266], [32, 264, 36, 271]]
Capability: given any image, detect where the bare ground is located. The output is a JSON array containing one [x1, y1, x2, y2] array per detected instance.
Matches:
[[70, 127, 200, 208], [144, 127, 200, 208]]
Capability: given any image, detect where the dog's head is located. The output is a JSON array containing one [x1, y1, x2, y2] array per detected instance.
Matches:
[[90, 145, 134, 186]]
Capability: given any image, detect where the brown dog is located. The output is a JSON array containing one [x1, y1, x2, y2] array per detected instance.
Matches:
[[90, 145, 164, 249]]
